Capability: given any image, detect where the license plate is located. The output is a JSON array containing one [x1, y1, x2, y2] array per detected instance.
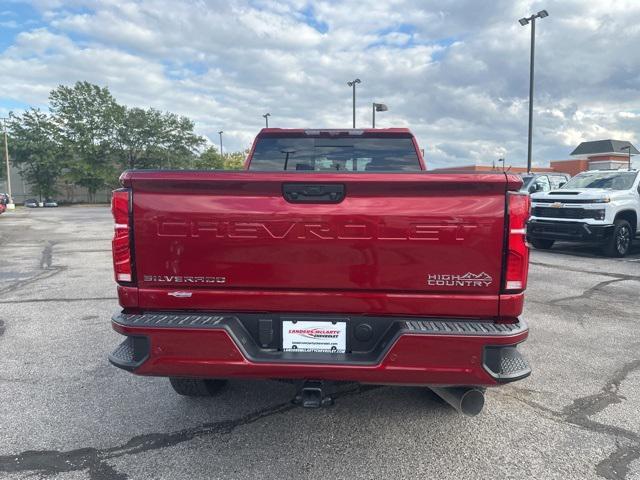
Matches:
[[282, 320, 347, 353]]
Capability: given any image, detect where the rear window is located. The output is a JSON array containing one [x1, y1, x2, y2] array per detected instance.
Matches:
[[248, 137, 421, 171]]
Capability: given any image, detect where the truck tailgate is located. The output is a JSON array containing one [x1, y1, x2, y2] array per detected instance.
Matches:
[[125, 171, 509, 317]]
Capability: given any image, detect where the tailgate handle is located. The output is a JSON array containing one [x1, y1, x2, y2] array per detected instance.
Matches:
[[282, 184, 345, 203]]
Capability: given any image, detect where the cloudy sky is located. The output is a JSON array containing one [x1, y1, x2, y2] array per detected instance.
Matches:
[[1, 0, 639, 168]]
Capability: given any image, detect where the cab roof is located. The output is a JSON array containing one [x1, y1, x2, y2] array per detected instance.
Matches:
[[256, 128, 415, 137]]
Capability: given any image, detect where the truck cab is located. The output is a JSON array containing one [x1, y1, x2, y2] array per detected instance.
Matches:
[[527, 169, 639, 256]]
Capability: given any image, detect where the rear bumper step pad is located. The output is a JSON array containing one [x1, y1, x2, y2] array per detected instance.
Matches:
[[114, 312, 525, 335]]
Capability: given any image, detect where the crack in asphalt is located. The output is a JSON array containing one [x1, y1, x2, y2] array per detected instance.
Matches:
[[1, 265, 66, 296], [504, 359, 640, 480], [597, 443, 640, 480], [0, 384, 380, 480], [549, 278, 629, 306], [564, 360, 640, 480]]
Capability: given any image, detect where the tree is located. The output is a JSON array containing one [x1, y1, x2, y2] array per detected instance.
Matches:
[[193, 146, 224, 169], [224, 150, 247, 170], [154, 112, 204, 169], [8, 109, 65, 201], [49, 81, 122, 200], [115, 107, 204, 170], [9, 81, 234, 202]]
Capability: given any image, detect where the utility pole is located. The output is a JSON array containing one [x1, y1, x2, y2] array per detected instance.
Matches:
[[1, 117, 12, 205], [347, 79, 361, 128], [218, 131, 224, 158], [263, 113, 270, 128]]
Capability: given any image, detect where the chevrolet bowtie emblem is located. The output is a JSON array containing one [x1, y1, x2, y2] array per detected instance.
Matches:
[[167, 291, 192, 298]]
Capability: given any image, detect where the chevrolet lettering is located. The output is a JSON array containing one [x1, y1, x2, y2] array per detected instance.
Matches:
[[157, 219, 478, 242]]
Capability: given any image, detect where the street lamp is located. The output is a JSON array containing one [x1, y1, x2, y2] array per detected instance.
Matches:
[[347, 78, 361, 128], [372, 103, 388, 128], [1, 117, 12, 205], [519, 9, 549, 173], [218, 131, 224, 158], [263, 113, 271, 128], [621, 145, 633, 171]]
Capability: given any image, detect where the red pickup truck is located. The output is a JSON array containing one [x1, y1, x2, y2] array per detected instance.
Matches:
[[109, 128, 531, 415]]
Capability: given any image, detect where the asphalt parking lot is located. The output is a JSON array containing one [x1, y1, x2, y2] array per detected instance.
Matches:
[[1, 206, 639, 480]]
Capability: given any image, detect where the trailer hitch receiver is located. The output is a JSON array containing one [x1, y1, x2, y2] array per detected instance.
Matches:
[[293, 380, 334, 408]]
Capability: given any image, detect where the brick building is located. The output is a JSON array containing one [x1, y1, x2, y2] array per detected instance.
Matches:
[[550, 140, 638, 176], [430, 139, 639, 175]]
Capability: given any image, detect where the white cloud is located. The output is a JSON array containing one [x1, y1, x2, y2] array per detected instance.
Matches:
[[1, 0, 640, 167]]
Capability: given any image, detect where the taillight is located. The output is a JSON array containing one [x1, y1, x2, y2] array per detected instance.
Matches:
[[503, 192, 530, 292], [111, 189, 133, 283]]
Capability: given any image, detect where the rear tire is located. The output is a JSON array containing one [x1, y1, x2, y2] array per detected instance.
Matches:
[[603, 219, 633, 257], [169, 377, 227, 397], [530, 238, 555, 250]]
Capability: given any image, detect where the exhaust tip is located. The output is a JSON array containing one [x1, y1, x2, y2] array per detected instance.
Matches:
[[459, 388, 485, 416], [430, 387, 485, 417]]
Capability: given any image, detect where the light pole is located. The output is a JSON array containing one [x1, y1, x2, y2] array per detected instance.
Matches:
[[263, 113, 270, 128], [1, 117, 12, 205], [621, 145, 633, 171], [519, 9, 549, 173], [218, 131, 224, 158], [347, 78, 361, 128], [372, 103, 388, 128]]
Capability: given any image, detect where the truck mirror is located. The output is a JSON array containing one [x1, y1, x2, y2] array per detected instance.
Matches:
[[558, 182, 566, 188]]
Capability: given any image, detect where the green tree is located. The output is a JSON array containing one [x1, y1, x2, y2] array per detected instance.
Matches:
[[49, 81, 122, 200], [8, 109, 65, 201], [154, 112, 204, 169], [224, 150, 247, 170], [115, 107, 204, 170], [193, 146, 224, 169]]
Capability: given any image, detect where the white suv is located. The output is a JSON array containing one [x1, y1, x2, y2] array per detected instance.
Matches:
[[527, 170, 639, 257]]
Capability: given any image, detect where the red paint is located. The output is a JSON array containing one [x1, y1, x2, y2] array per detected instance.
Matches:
[[117, 285, 139, 308], [113, 322, 528, 386], [498, 293, 525, 319], [138, 288, 502, 317], [128, 173, 511, 314]]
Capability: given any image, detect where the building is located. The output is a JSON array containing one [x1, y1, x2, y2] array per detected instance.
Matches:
[[429, 164, 555, 174], [550, 140, 639, 176], [429, 139, 639, 175]]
